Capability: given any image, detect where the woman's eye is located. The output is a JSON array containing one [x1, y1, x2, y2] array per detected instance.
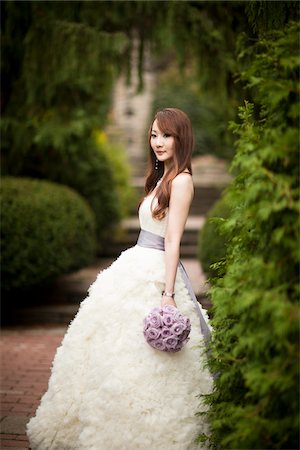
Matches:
[[164, 134, 171, 138], [151, 134, 157, 138]]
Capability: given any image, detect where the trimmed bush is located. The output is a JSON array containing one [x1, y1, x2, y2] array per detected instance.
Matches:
[[1, 121, 122, 246], [1, 177, 97, 292], [197, 197, 230, 277]]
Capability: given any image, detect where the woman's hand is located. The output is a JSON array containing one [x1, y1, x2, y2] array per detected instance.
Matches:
[[161, 294, 177, 308]]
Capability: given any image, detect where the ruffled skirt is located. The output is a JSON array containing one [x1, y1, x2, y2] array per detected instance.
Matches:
[[27, 245, 212, 450]]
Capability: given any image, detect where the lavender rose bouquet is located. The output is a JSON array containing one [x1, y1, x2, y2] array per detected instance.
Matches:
[[143, 305, 191, 352]]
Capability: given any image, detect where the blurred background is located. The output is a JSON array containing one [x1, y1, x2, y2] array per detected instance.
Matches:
[[1, 0, 298, 320], [1, 0, 243, 320], [1, 1, 299, 449]]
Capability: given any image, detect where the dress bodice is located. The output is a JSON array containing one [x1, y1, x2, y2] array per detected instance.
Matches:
[[139, 194, 168, 238]]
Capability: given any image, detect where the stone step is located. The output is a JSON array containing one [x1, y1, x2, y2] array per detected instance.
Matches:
[[6, 295, 211, 326], [191, 186, 223, 215], [102, 215, 204, 258], [103, 242, 199, 259], [122, 216, 204, 240], [180, 245, 199, 258], [5, 304, 80, 326], [108, 232, 199, 247], [3, 258, 211, 326], [131, 181, 223, 216]]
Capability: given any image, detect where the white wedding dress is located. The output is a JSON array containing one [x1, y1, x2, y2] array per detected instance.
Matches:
[[27, 192, 213, 450]]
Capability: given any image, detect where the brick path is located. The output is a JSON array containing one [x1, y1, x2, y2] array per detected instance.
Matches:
[[0, 326, 66, 449]]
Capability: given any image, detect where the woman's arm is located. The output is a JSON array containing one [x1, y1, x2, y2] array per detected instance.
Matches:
[[162, 173, 194, 307]]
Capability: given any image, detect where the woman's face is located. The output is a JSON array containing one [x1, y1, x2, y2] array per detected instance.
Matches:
[[150, 119, 175, 166]]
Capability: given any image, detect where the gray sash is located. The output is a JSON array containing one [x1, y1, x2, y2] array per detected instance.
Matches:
[[137, 229, 211, 343]]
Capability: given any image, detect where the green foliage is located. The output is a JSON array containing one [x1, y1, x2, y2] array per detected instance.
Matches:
[[1, 118, 122, 244], [245, 1, 299, 34], [197, 197, 230, 277], [2, 1, 127, 119], [20, 18, 125, 124], [203, 22, 300, 449], [162, 1, 249, 102], [1, 177, 97, 293], [93, 130, 137, 218], [152, 66, 234, 158], [1, 1, 134, 246]]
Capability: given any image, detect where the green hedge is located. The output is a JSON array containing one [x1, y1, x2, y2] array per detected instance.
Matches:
[[1, 177, 97, 293], [197, 197, 230, 277], [201, 22, 299, 449], [1, 121, 123, 246], [93, 130, 137, 219]]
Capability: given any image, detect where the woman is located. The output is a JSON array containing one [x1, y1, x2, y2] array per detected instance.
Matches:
[[27, 107, 212, 450]]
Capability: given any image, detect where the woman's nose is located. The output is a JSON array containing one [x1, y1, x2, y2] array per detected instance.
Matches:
[[156, 136, 163, 147]]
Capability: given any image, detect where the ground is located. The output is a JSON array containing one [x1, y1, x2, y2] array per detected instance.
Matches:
[[0, 326, 66, 449]]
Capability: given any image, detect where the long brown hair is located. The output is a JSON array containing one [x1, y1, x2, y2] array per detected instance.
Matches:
[[145, 108, 194, 220]]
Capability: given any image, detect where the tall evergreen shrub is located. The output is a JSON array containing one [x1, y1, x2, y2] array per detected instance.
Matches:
[[202, 22, 299, 449], [197, 197, 230, 277]]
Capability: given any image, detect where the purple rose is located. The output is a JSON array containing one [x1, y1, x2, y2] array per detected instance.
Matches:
[[148, 312, 163, 328], [171, 322, 185, 336], [145, 327, 161, 340], [150, 339, 166, 351], [162, 314, 175, 326], [163, 336, 178, 350], [163, 305, 176, 314], [161, 327, 172, 338], [173, 311, 183, 321], [143, 319, 151, 331], [176, 316, 186, 324]]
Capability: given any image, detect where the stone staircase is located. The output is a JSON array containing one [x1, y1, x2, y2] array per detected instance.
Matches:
[[102, 182, 224, 258]]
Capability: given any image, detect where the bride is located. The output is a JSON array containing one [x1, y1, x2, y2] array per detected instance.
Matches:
[[27, 107, 212, 450]]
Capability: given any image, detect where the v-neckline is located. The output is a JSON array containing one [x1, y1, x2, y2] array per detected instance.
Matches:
[[144, 178, 162, 200]]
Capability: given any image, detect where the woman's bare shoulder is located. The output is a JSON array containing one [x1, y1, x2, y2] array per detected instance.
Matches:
[[172, 172, 193, 189], [170, 172, 194, 205]]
